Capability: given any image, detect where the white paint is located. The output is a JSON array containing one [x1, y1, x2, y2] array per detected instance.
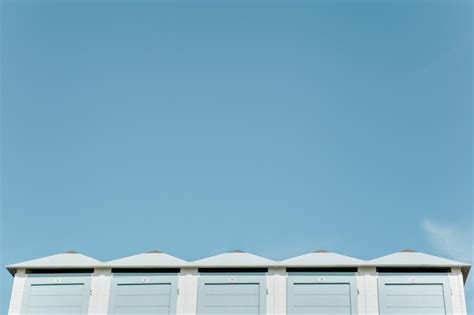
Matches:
[[7, 269, 26, 315], [266, 270, 275, 315], [7, 252, 101, 270], [176, 268, 198, 315], [176, 269, 187, 314], [5, 252, 471, 315], [87, 268, 112, 315], [357, 267, 379, 315], [280, 252, 363, 267], [449, 267, 467, 315], [266, 267, 287, 315], [192, 252, 275, 267], [107, 252, 187, 268], [367, 251, 470, 268]]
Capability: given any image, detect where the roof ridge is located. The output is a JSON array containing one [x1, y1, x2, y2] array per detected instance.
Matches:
[[399, 248, 417, 253], [145, 250, 163, 254], [229, 249, 245, 253], [312, 249, 331, 253]]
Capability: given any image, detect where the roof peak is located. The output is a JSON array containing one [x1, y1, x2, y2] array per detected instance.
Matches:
[[399, 248, 418, 253], [63, 250, 79, 254], [229, 249, 245, 253], [145, 250, 163, 254], [312, 249, 331, 253]]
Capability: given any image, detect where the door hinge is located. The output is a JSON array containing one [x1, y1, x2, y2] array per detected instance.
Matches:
[[177, 288, 180, 295], [266, 289, 269, 295]]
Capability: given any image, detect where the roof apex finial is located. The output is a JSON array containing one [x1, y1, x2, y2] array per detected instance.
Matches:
[[146, 249, 163, 254], [313, 249, 331, 253], [399, 248, 417, 253], [229, 249, 245, 253]]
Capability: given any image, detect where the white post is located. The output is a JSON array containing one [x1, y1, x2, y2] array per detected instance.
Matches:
[[177, 267, 199, 315], [7, 269, 27, 315], [449, 267, 467, 315], [356, 267, 379, 315], [267, 267, 287, 315], [87, 268, 112, 315]]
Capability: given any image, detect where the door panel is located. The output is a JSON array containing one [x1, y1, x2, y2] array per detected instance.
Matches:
[[287, 273, 357, 315], [108, 274, 177, 315], [378, 274, 453, 315], [197, 274, 266, 315], [21, 275, 91, 315]]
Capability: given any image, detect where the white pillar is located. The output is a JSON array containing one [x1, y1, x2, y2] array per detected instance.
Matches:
[[7, 269, 27, 315], [356, 267, 379, 315], [87, 268, 112, 315], [449, 267, 467, 315], [177, 267, 199, 315], [267, 267, 287, 315]]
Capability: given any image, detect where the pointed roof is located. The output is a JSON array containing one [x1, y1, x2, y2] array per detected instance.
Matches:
[[106, 250, 187, 268], [279, 250, 364, 267], [368, 249, 471, 280], [6, 251, 101, 275], [191, 250, 275, 267], [368, 250, 470, 267]]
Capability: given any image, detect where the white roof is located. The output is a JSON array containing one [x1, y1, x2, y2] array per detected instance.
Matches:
[[5, 249, 471, 280], [279, 250, 364, 267], [6, 251, 101, 274], [191, 250, 275, 267], [107, 251, 187, 268], [368, 250, 470, 267]]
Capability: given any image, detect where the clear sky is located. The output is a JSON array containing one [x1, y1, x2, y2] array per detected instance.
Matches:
[[0, 0, 472, 313]]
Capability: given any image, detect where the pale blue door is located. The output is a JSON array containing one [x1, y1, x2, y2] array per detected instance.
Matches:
[[108, 274, 178, 315], [287, 273, 358, 315], [378, 274, 453, 315], [21, 274, 91, 315], [197, 274, 266, 315]]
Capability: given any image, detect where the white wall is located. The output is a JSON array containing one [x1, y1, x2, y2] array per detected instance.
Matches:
[[266, 267, 287, 315], [450, 267, 468, 315], [7, 269, 26, 315], [176, 268, 199, 315], [356, 267, 379, 315], [88, 268, 112, 315]]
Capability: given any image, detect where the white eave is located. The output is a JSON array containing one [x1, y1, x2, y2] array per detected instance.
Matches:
[[5, 249, 471, 281], [6, 251, 101, 275], [279, 250, 364, 267], [190, 250, 275, 268], [368, 250, 471, 280], [106, 250, 188, 268], [368, 250, 470, 267]]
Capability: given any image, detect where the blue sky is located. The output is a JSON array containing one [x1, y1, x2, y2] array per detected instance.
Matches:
[[0, 0, 472, 313]]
